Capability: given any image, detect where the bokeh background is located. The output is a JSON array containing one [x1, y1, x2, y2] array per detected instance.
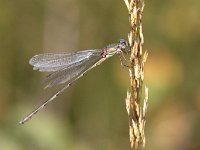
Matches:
[[0, 0, 200, 150]]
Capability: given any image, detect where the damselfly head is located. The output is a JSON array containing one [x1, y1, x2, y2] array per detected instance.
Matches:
[[118, 38, 130, 53]]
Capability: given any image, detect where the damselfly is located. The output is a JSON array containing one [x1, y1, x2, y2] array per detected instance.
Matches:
[[19, 39, 130, 124]]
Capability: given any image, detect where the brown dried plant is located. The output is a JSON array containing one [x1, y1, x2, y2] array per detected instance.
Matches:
[[123, 0, 148, 149]]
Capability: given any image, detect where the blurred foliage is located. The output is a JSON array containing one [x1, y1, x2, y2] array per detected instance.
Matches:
[[0, 0, 200, 150]]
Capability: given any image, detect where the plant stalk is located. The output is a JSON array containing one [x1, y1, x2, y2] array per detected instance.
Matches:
[[124, 0, 148, 149]]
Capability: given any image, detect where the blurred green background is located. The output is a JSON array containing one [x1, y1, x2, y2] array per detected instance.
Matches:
[[1, 0, 200, 150]]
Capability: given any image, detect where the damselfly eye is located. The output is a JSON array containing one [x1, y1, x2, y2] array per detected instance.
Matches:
[[119, 38, 130, 53]]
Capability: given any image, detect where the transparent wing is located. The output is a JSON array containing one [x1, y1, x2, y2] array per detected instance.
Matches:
[[19, 49, 102, 124], [29, 50, 100, 72], [42, 50, 102, 88]]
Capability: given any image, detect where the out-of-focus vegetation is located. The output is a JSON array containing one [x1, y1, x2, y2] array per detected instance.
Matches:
[[0, 0, 200, 150]]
